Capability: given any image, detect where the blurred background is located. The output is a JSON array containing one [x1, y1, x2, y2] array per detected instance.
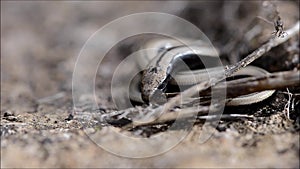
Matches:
[[2, 1, 189, 109], [2, 1, 298, 108]]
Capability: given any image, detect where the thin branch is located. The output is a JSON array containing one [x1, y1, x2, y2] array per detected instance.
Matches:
[[123, 113, 254, 129], [214, 70, 300, 98], [197, 114, 254, 121], [122, 106, 215, 129]]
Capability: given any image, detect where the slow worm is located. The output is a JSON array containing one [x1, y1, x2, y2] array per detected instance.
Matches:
[[131, 38, 275, 105]]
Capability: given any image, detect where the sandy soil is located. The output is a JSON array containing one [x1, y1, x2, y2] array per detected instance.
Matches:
[[1, 1, 299, 168]]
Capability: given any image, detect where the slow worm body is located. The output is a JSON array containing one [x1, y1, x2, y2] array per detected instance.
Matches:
[[131, 38, 275, 105]]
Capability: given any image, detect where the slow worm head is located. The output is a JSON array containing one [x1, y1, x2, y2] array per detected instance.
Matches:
[[141, 65, 169, 103], [140, 39, 219, 103]]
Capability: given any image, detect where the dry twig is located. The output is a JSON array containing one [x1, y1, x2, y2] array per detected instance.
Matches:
[[216, 70, 299, 98]]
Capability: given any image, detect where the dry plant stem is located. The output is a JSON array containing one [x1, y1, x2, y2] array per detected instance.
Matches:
[[217, 70, 300, 98], [142, 108, 209, 126], [196, 114, 254, 121], [125, 113, 253, 128], [123, 106, 213, 129], [164, 21, 300, 112]]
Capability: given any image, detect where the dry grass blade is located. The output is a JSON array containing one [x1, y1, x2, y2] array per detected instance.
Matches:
[[218, 70, 300, 98]]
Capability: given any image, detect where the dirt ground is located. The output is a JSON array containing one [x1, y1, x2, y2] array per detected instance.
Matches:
[[1, 1, 299, 168]]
